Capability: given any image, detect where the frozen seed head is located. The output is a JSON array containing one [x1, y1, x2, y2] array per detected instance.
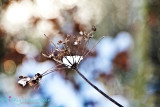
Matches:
[[18, 26, 105, 89], [18, 76, 31, 87], [18, 73, 42, 87], [42, 26, 99, 70], [18, 26, 122, 107]]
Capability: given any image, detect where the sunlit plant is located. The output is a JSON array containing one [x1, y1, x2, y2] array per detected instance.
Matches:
[[18, 26, 123, 107]]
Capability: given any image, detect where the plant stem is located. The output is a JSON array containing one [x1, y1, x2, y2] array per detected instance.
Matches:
[[75, 68, 123, 107]]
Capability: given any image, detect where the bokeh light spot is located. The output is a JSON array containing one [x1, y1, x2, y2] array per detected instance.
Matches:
[[3, 60, 16, 74], [15, 40, 29, 54]]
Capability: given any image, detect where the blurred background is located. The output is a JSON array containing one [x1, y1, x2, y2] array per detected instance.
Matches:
[[0, 0, 159, 107]]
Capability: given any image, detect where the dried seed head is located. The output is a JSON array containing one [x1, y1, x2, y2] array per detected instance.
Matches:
[[29, 80, 39, 86], [18, 76, 31, 87], [18, 26, 105, 91], [35, 73, 42, 79], [42, 26, 100, 70], [92, 26, 96, 31], [18, 73, 43, 87]]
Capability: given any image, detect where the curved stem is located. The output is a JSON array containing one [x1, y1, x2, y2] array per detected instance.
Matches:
[[75, 68, 123, 107]]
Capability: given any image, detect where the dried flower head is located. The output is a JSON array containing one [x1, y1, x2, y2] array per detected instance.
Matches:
[[18, 26, 123, 107], [18, 76, 31, 87], [18, 66, 56, 87], [42, 26, 103, 70], [18, 73, 42, 87], [18, 26, 102, 87]]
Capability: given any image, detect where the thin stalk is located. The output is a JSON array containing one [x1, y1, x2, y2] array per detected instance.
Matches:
[[75, 68, 123, 107]]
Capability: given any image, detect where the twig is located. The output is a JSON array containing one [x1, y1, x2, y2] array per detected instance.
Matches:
[[75, 68, 123, 107]]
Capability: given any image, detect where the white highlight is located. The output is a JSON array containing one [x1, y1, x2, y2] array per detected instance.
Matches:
[[74, 41, 78, 45], [18, 77, 30, 87], [62, 56, 83, 68], [79, 31, 83, 35], [5, 1, 32, 25]]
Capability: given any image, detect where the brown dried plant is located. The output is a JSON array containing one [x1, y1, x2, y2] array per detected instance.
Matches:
[[18, 26, 123, 107]]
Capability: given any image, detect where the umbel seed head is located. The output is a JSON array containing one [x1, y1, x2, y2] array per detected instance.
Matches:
[[42, 26, 97, 70], [18, 73, 42, 87]]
